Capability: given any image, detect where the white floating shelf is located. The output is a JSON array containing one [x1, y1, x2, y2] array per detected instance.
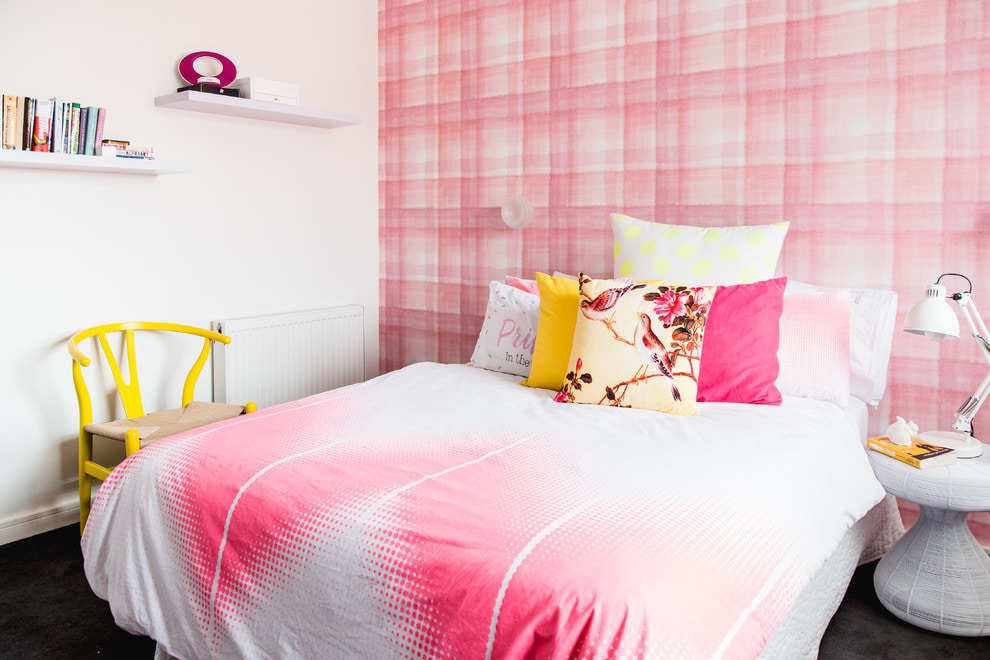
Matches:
[[0, 149, 190, 175], [154, 91, 361, 128]]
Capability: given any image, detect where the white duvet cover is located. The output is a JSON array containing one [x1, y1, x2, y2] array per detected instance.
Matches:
[[83, 362, 885, 659]]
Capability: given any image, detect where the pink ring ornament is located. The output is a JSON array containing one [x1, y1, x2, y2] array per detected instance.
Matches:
[[178, 51, 237, 87]]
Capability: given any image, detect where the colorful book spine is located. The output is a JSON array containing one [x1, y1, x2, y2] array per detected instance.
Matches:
[[13, 96, 25, 150], [23, 98, 35, 152], [77, 107, 89, 155], [2, 94, 16, 149], [60, 102, 71, 153], [49, 97, 64, 154], [69, 103, 80, 154], [31, 98, 52, 152], [93, 107, 106, 151], [21, 96, 34, 151], [84, 106, 99, 155]]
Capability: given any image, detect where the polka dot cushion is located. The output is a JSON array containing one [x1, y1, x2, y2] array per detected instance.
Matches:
[[611, 213, 790, 285]]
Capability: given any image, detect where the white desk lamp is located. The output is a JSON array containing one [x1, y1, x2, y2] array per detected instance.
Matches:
[[903, 273, 989, 458]]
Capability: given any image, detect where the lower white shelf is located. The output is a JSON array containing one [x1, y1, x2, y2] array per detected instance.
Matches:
[[0, 149, 190, 175]]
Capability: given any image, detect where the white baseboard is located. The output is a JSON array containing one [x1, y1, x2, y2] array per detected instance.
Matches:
[[0, 501, 79, 546]]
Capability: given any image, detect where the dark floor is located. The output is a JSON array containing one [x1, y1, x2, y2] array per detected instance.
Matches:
[[0, 524, 154, 659], [0, 524, 988, 658], [818, 553, 990, 659]]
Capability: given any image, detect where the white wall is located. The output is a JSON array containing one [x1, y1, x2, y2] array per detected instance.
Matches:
[[0, 0, 379, 543]]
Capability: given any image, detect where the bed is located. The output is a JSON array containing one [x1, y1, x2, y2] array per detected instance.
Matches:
[[82, 218, 904, 658], [82, 359, 899, 659]]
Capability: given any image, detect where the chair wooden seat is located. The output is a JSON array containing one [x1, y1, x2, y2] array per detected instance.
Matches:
[[69, 322, 256, 532], [85, 401, 247, 449]]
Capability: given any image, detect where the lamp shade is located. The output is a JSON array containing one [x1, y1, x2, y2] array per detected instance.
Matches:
[[903, 283, 960, 340]]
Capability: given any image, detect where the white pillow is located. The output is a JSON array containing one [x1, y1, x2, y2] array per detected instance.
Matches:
[[776, 289, 852, 407], [611, 213, 790, 285], [469, 281, 539, 377], [785, 280, 898, 406]]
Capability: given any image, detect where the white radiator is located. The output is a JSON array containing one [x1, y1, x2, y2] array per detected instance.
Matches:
[[212, 306, 365, 409]]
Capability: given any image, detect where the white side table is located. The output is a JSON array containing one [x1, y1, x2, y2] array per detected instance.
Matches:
[[868, 448, 990, 636]]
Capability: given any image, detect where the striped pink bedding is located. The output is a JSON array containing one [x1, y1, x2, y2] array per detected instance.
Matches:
[[82, 362, 884, 658]]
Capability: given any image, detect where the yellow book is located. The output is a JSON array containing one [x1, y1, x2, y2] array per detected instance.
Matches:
[[2, 94, 16, 149], [867, 436, 957, 469]]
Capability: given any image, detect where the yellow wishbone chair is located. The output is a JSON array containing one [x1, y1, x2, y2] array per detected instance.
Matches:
[[69, 322, 257, 532]]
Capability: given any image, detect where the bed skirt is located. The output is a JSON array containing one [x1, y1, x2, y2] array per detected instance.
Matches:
[[761, 494, 903, 658]]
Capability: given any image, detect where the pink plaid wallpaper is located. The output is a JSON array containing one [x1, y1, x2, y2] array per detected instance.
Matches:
[[379, 0, 990, 454]]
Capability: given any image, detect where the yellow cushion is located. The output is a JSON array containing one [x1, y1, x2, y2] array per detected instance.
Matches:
[[520, 272, 580, 390], [558, 275, 716, 415]]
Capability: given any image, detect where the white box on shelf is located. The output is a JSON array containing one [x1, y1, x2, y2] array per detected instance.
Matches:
[[229, 77, 300, 106]]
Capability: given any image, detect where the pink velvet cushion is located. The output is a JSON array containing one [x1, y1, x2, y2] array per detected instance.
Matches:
[[504, 275, 539, 296], [696, 277, 787, 405]]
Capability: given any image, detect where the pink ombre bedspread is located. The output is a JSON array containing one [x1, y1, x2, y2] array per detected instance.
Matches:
[[82, 362, 885, 659]]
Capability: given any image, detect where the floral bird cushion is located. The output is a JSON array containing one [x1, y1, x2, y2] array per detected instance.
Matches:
[[557, 274, 716, 415]]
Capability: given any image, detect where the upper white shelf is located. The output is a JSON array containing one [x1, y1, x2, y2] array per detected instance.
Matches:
[[154, 91, 361, 128], [0, 149, 190, 175]]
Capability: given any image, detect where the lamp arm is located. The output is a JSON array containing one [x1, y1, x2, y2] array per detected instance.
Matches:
[[956, 295, 990, 364], [951, 295, 990, 433]]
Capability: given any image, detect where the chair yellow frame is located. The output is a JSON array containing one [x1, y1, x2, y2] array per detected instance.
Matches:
[[69, 322, 256, 532]]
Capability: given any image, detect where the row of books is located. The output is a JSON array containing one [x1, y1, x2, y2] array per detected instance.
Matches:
[[1, 94, 105, 155], [98, 139, 155, 160]]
